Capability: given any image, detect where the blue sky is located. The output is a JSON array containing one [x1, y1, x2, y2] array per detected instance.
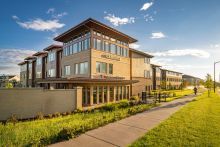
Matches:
[[1, 0, 220, 79]]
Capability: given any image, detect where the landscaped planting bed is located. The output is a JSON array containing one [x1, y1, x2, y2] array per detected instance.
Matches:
[[0, 100, 157, 146]]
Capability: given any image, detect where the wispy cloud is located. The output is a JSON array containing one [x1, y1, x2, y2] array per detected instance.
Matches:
[[151, 49, 210, 58], [144, 14, 154, 22], [47, 8, 55, 14], [104, 14, 135, 26], [150, 32, 166, 39], [140, 2, 153, 11], [129, 43, 140, 49], [12, 16, 65, 32], [0, 49, 36, 74]]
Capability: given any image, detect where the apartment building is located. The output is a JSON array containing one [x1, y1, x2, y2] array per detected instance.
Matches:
[[18, 18, 154, 107], [161, 69, 182, 90], [19, 18, 182, 107], [151, 64, 162, 90]]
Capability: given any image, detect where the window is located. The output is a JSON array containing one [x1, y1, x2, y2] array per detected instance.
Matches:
[[75, 63, 79, 74], [48, 69, 55, 77], [144, 57, 150, 64], [73, 43, 77, 53], [36, 72, 42, 78], [117, 46, 121, 55], [36, 57, 42, 65], [104, 41, 110, 52], [110, 44, 116, 54], [109, 64, 113, 74], [48, 52, 55, 62], [144, 70, 151, 78], [94, 38, 102, 50], [96, 62, 107, 73], [64, 65, 71, 75], [78, 41, 82, 52], [80, 62, 88, 74], [75, 62, 88, 74]]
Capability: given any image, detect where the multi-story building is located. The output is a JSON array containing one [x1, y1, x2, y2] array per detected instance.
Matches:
[[18, 61, 28, 87], [18, 18, 163, 106], [151, 64, 162, 90], [182, 74, 203, 87], [161, 69, 183, 90]]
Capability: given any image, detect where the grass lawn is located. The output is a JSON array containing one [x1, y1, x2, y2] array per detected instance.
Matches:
[[0, 101, 157, 146], [166, 89, 193, 102], [130, 91, 220, 147]]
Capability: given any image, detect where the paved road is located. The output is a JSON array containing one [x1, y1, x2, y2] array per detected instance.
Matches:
[[50, 94, 196, 147]]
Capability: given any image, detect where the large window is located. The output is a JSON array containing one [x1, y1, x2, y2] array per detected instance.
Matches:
[[109, 64, 113, 74], [48, 69, 55, 77], [75, 62, 88, 75], [94, 38, 102, 50], [96, 62, 107, 73], [36, 57, 42, 65], [64, 65, 71, 76], [48, 52, 55, 62], [36, 72, 42, 78], [103, 41, 110, 52], [80, 62, 88, 74], [110, 44, 116, 54], [144, 57, 150, 64], [144, 70, 151, 78]]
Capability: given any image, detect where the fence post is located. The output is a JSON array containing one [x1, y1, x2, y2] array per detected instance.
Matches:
[[75, 86, 83, 110]]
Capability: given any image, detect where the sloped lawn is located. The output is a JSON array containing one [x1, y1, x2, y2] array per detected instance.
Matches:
[[131, 91, 220, 147]]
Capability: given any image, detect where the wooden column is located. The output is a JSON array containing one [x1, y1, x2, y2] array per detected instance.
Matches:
[[102, 86, 104, 103], [107, 86, 110, 103], [113, 86, 116, 102], [97, 86, 99, 104], [90, 86, 93, 106]]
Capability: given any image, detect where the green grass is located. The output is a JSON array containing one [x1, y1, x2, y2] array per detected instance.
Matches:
[[0, 101, 157, 146], [130, 91, 220, 147], [166, 89, 193, 102]]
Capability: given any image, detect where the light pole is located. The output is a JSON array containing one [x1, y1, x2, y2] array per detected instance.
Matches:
[[214, 61, 220, 93]]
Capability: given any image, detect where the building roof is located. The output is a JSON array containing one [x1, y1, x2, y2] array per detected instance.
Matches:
[[161, 69, 183, 74], [24, 56, 36, 61], [43, 44, 63, 51], [18, 61, 27, 65], [32, 51, 47, 56], [130, 48, 154, 58], [183, 74, 203, 80], [54, 18, 137, 43], [151, 64, 162, 67]]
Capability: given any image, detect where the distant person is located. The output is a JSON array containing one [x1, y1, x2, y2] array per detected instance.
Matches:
[[194, 87, 198, 95]]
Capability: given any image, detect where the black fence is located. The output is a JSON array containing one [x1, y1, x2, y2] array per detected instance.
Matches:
[[142, 92, 173, 103]]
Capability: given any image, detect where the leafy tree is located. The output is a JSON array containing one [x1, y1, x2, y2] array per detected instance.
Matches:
[[161, 80, 166, 90], [204, 74, 213, 97], [5, 82, 13, 88]]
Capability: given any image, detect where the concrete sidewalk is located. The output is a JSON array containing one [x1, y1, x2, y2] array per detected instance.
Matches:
[[50, 95, 196, 147]]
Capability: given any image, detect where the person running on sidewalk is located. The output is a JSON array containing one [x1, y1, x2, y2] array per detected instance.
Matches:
[[193, 87, 198, 95]]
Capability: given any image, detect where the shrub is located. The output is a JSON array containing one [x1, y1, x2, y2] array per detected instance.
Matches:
[[130, 95, 140, 101], [36, 112, 44, 120], [53, 112, 61, 117], [6, 114, 18, 124], [173, 92, 177, 97], [117, 100, 130, 109], [48, 114, 53, 118], [102, 103, 117, 111]]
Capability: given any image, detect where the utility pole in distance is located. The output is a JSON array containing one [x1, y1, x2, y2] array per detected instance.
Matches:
[[214, 61, 220, 93]]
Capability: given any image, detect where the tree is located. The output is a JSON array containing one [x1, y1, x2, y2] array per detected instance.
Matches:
[[204, 74, 213, 97], [161, 80, 166, 90], [5, 82, 13, 88]]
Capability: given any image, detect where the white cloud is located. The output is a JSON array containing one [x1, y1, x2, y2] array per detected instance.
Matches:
[[150, 32, 166, 39], [151, 49, 210, 58], [144, 14, 154, 22], [210, 44, 220, 48], [0, 49, 36, 74], [12, 15, 19, 20], [13, 17, 65, 31], [140, 2, 153, 11], [129, 43, 140, 49], [52, 12, 68, 19], [47, 8, 55, 14], [104, 14, 135, 26]]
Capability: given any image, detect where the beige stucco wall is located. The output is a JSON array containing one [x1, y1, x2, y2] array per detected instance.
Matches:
[[91, 49, 131, 80], [132, 77, 152, 96], [131, 52, 152, 77], [61, 50, 91, 78], [0, 88, 82, 121]]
